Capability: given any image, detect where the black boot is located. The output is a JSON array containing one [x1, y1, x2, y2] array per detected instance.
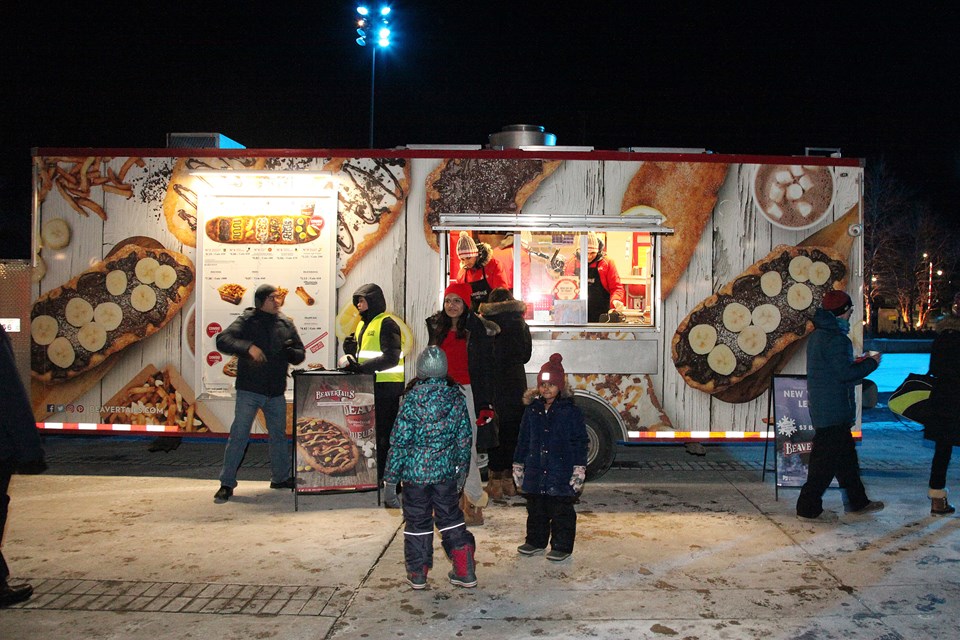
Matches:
[[0, 581, 34, 607]]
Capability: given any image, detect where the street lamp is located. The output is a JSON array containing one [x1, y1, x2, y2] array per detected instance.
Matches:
[[355, 5, 392, 148]]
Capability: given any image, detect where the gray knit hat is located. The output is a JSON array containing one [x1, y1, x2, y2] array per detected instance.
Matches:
[[416, 346, 448, 379]]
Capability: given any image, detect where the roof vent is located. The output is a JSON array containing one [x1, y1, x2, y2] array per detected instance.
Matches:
[[488, 125, 557, 150]]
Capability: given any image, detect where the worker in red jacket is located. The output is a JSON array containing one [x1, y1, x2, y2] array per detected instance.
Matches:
[[564, 232, 625, 322], [456, 231, 508, 311]]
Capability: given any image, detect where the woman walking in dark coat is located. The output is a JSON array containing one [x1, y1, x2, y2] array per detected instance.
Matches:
[[925, 292, 960, 514], [478, 287, 532, 499]]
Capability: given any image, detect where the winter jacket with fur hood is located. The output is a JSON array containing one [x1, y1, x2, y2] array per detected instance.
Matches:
[[514, 388, 589, 497], [456, 240, 508, 309]]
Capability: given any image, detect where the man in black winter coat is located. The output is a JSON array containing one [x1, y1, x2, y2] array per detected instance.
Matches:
[[213, 285, 305, 502], [0, 325, 47, 607]]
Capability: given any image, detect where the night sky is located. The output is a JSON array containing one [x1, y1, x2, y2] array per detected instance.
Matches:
[[3, 3, 959, 258]]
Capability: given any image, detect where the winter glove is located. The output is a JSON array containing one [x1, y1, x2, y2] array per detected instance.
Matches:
[[337, 354, 362, 373], [456, 467, 467, 493], [570, 465, 586, 494], [476, 407, 495, 427], [342, 335, 358, 357], [512, 463, 524, 489], [383, 481, 401, 509]]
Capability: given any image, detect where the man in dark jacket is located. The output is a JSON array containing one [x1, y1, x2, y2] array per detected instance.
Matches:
[[340, 283, 404, 485], [1, 325, 47, 607], [796, 290, 883, 522], [213, 285, 305, 502]]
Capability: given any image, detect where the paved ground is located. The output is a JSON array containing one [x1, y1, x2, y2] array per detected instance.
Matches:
[[2, 397, 957, 639]]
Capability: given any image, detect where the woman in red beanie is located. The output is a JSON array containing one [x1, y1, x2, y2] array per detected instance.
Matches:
[[426, 282, 500, 525]]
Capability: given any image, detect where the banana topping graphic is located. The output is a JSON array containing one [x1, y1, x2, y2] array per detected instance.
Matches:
[[673, 244, 848, 392], [30, 244, 195, 380], [687, 324, 718, 355]]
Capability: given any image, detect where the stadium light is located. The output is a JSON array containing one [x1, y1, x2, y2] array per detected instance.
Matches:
[[354, 4, 392, 147]]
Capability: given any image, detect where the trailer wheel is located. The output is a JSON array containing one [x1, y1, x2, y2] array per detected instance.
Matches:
[[573, 395, 620, 481]]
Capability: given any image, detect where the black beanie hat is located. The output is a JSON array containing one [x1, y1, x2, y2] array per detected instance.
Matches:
[[255, 284, 278, 309]]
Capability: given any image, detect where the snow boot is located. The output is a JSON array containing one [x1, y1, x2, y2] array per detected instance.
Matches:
[[930, 488, 956, 515], [447, 544, 477, 588], [485, 470, 503, 501], [460, 492, 485, 526], [500, 473, 517, 498]]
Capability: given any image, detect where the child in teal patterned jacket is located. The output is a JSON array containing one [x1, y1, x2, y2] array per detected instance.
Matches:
[[383, 346, 478, 589]]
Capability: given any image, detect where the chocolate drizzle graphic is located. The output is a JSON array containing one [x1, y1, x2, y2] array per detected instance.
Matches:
[[335, 158, 408, 261]]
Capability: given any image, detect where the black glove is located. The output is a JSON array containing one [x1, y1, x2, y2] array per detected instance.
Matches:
[[338, 354, 363, 373], [342, 335, 358, 357], [17, 451, 48, 475]]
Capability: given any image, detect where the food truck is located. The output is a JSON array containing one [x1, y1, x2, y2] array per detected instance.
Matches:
[[25, 143, 865, 480]]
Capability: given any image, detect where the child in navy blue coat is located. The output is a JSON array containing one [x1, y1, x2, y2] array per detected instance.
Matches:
[[513, 353, 588, 561]]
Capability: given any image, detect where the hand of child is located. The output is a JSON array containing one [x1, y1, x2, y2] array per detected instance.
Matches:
[[569, 465, 586, 494], [512, 463, 524, 489], [383, 481, 401, 509], [456, 467, 467, 493]]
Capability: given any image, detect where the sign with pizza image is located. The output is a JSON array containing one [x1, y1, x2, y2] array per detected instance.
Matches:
[[292, 371, 377, 493]]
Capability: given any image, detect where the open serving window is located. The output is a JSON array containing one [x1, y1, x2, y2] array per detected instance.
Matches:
[[434, 213, 672, 330]]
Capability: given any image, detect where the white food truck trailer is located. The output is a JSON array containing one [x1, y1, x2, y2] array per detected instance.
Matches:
[[25, 144, 865, 479]]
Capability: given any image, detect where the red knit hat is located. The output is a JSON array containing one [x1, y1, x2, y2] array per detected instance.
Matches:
[[444, 281, 473, 307], [821, 290, 853, 316], [537, 353, 566, 391]]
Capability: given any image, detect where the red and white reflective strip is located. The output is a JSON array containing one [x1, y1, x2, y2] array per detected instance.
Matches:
[[39, 422, 177, 433], [625, 430, 862, 441]]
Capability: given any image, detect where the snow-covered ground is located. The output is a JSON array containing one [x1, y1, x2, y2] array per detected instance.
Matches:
[[867, 352, 929, 392]]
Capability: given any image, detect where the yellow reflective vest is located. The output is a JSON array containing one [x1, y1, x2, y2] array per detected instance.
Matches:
[[355, 313, 405, 383]]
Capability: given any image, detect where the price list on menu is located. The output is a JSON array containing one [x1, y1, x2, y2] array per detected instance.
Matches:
[[194, 173, 338, 398]]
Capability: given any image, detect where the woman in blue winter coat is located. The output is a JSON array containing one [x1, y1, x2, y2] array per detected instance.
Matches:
[[382, 346, 478, 590], [513, 353, 588, 562]]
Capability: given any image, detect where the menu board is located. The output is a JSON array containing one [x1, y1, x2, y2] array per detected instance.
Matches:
[[195, 172, 338, 399], [292, 370, 378, 493]]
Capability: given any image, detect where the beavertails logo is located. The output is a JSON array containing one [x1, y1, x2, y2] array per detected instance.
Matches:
[[315, 389, 354, 401], [783, 441, 813, 456]]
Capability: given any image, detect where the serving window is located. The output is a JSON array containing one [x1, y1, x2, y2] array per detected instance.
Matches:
[[445, 229, 658, 328]]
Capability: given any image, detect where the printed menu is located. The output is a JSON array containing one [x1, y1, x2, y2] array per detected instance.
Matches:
[[195, 173, 339, 399]]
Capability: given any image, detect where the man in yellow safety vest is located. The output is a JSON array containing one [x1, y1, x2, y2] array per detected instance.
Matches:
[[341, 284, 405, 492]]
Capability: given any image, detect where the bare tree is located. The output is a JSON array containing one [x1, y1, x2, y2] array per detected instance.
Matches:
[[864, 157, 959, 332]]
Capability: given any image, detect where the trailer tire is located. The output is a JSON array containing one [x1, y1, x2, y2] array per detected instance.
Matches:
[[573, 395, 620, 481]]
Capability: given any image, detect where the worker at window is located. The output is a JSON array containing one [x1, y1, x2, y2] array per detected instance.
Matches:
[[564, 232, 625, 322], [456, 231, 508, 311]]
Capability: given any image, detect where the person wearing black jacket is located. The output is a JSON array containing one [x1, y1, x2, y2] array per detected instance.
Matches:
[[340, 283, 405, 485], [213, 285, 305, 502], [478, 288, 532, 499], [924, 292, 960, 514], [1, 325, 47, 607]]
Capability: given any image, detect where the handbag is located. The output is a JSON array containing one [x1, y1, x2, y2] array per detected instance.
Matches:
[[887, 372, 935, 423]]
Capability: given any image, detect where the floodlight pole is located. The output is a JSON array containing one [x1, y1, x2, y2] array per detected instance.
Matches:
[[369, 45, 376, 148]]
